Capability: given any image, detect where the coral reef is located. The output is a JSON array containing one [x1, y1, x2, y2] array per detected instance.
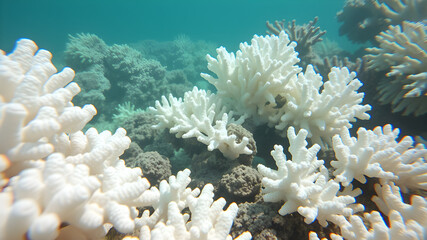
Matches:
[[0, 39, 158, 239], [64, 33, 109, 69], [2, 3, 427, 237], [201, 32, 302, 126], [258, 125, 426, 239], [0, 39, 251, 240], [121, 111, 161, 149], [201, 32, 371, 148], [131, 35, 217, 85], [257, 127, 364, 227], [133, 169, 252, 240], [64, 33, 192, 130]]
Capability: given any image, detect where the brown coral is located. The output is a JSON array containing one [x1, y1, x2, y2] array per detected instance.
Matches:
[[266, 17, 326, 67]]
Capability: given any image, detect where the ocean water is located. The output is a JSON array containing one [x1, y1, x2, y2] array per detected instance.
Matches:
[[1, 0, 359, 53]]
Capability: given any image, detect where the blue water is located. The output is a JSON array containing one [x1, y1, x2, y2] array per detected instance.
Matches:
[[1, 0, 358, 53]]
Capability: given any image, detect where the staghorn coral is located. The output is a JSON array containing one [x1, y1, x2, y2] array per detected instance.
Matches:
[[1, 38, 252, 240], [149, 87, 252, 160], [331, 124, 427, 192], [266, 17, 326, 67], [133, 169, 252, 240], [201, 31, 302, 126], [271, 65, 371, 148], [257, 127, 364, 227], [366, 21, 427, 97], [314, 56, 364, 81]]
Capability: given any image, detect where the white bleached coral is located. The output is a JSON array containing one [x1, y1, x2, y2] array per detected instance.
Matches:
[[1, 38, 249, 240], [273, 65, 371, 148], [0, 39, 97, 177], [326, 181, 426, 240], [257, 127, 363, 227], [135, 169, 252, 240], [149, 86, 252, 159], [0, 39, 160, 239], [330, 210, 425, 240], [200, 31, 370, 148], [201, 31, 302, 126], [372, 181, 427, 227], [331, 124, 427, 192]]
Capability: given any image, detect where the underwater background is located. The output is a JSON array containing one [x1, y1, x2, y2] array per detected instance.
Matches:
[[1, 0, 361, 53], [1, 0, 426, 239]]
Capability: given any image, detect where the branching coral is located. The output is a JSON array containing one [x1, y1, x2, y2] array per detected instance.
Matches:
[[0, 39, 251, 240], [257, 127, 363, 227], [273, 65, 371, 148], [201, 31, 302, 126], [149, 87, 252, 159], [202, 31, 370, 148], [331, 124, 427, 192], [135, 169, 252, 240], [366, 21, 427, 97], [365, 21, 427, 115], [372, 0, 427, 24], [266, 17, 326, 66]]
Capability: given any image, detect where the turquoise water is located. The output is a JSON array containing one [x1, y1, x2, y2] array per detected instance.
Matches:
[[1, 0, 358, 53]]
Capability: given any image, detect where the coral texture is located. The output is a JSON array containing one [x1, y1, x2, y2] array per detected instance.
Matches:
[[332, 124, 427, 192], [257, 127, 363, 227], [372, 0, 427, 24], [201, 31, 370, 148], [0, 39, 250, 240], [266, 17, 326, 66], [150, 87, 252, 159], [272, 65, 371, 147], [219, 165, 262, 202], [0, 39, 160, 239], [365, 21, 427, 116], [64, 33, 192, 126], [201, 31, 302, 126], [125, 151, 172, 187], [134, 169, 252, 240]]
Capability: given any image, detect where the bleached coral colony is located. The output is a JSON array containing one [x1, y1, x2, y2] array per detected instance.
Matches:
[[0, 39, 252, 240], [151, 30, 427, 239], [1, 11, 427, 240]]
